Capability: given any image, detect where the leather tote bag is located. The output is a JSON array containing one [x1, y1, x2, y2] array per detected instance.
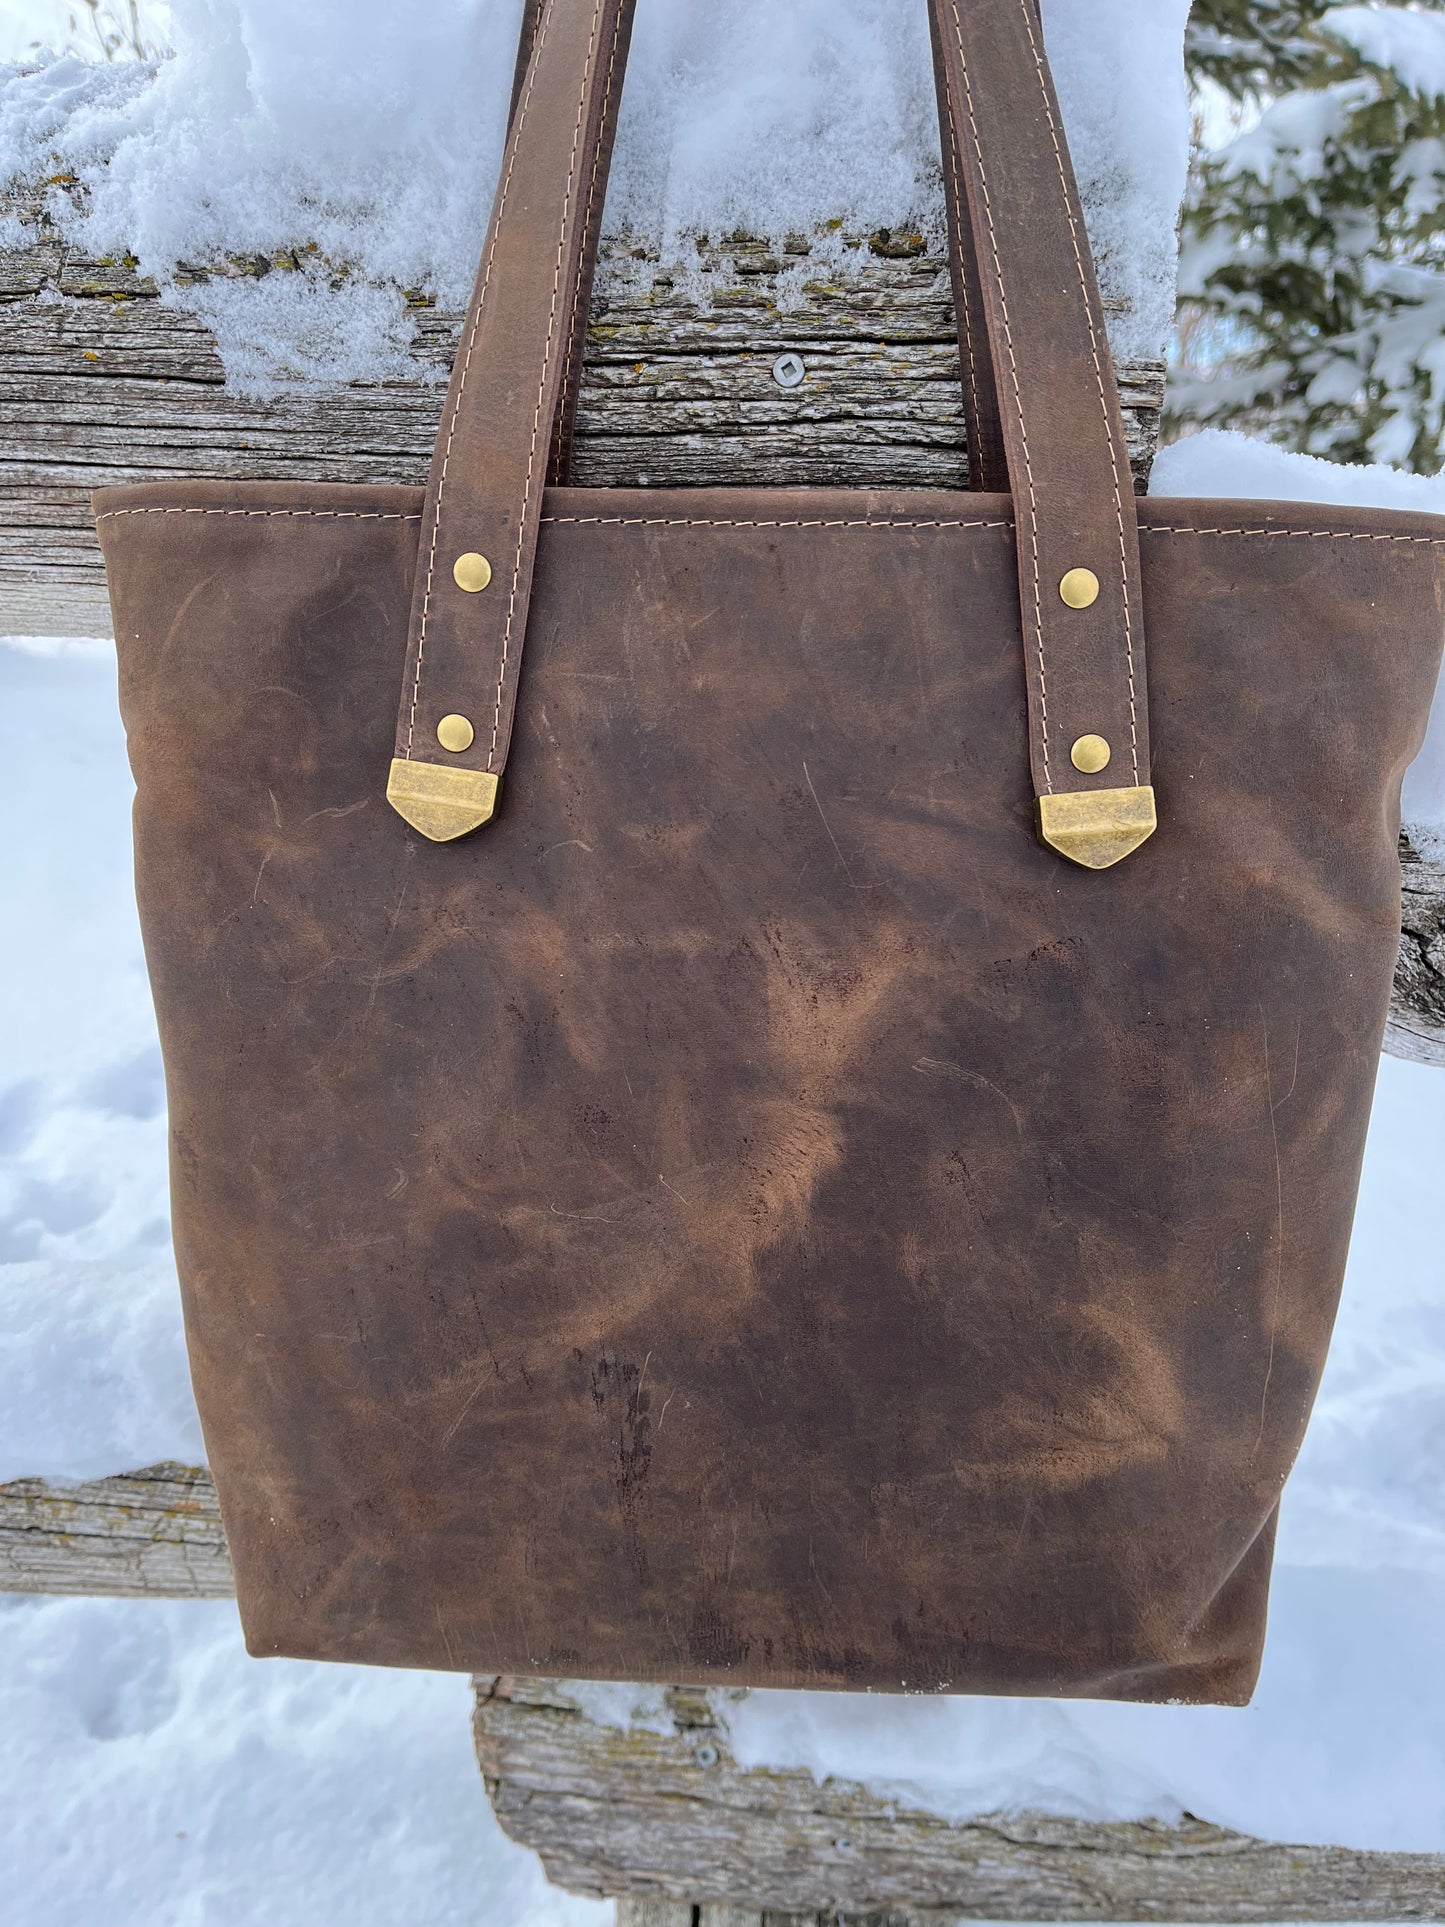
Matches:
[[95, 0, 1445, 1705]]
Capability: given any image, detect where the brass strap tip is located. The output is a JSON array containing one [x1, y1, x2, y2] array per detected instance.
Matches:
[[387, 760, 500, 842], [1037, 786, 1157, 871]]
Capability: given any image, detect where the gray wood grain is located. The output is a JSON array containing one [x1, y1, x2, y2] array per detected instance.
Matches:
[[476, 1675, 1445, 1919], [1390, 834, 1445, 1065], [0, 1462, 232, 1598]]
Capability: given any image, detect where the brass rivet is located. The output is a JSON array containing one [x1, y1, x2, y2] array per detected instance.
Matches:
[[1059, 567, 1100, 610], [453, 552, 493, 593], [1071, 733, 1112, 774], [437, 713, 475, 754]]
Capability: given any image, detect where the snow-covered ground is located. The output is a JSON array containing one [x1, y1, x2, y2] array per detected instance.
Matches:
[[0, 1592, 605, 1927]]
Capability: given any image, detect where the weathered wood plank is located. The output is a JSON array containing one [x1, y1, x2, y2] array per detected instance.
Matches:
[[0, 1463, 232, 1599], [1390, 833, 1445, 1065], [615, 1911, 943, 1927], [0, 184, 1165, 641], [474, 1675, 1445, 1919]]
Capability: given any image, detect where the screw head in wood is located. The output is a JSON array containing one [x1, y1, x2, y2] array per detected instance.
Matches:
[[453, 552, 493, 593], [1070, 733, 1112, 774], [772, 352, 806, 389], [437, 713, 475, 754], [1059, 567, 1101, 609]]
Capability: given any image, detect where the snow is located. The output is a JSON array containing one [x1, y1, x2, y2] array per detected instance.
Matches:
[[0, 0, 1192, 388], [1155, 423, 1445, 515], [722, 1560, 1445, 1851], [0, 1593, 607, 1927]]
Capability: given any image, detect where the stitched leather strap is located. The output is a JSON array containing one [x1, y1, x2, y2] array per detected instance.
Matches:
[[508, 0, 629, 487], [390, 0, 1152, 850], [930, 0, 1032, 493], [390, 0, 635, 832], [933, 0, 1150, 800]]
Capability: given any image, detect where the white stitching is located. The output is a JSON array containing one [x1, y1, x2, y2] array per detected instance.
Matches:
[[94, 507, 1445, 547], [1140, 524, 1445, 546], [540, 513, 1012, 531], [1015, 0, 1141, 785], [486, 0, 609, 774], [400, 0, 561, 762], [947, 0, 1049, 787], [552, 0, 625, 481], [94, 507, 423, 523]]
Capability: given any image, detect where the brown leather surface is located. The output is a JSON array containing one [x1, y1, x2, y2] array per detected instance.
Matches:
[[930, 0, 1008, 494], [96, 476, 1445, 1700], [394, 0, 1151, 807], [90, 0, 1445, 1705]]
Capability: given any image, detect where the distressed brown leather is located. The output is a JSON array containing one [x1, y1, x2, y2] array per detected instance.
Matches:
[[94, 0, 1445, 1705], [932, 0, 1150, 797]]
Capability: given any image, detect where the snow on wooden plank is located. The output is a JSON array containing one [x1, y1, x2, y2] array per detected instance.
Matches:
[[474, 1676, 1445, 1919]]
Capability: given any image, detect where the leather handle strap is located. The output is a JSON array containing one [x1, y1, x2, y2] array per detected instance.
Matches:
[[507, 0, 628, 488], [930, 0, 1029, 494], [389, 0, 1155, 870], [388, 0, 636, 841], [507, 0, 544, 126], [932, 0, 1152, 830]]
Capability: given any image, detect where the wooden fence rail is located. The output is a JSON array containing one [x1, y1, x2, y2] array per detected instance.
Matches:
[[1, 181, 1163, 639]]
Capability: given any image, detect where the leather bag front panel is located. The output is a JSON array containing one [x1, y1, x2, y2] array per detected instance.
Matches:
[[98, 479, 1445, 1702]]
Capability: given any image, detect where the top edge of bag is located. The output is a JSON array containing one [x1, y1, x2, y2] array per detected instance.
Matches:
[[89, 479, 1445, 549]]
